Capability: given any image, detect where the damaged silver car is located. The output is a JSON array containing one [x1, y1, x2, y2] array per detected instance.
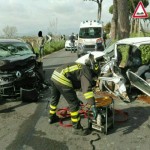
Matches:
[[100, 37, 150, 101], [76, 37, 150, 102], [0, 39, 46, 102]]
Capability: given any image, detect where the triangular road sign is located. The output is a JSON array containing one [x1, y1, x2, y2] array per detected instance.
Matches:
[[132, 1, 148, 18]]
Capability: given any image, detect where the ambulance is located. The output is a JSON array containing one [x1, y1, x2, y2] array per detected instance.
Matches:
[[77, 20, 104, 58]]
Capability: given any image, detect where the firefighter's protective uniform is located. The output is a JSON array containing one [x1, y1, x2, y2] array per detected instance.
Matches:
[[49, 57, 100, 135]]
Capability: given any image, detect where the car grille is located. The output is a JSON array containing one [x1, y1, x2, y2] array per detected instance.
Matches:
[[0, 75, 15, 85], [0, 84, 16, 96], [84, 45, 95, 49]]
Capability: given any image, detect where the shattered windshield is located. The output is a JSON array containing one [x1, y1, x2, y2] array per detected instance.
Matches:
[[79, 27, 102, 38], [0, 42, 33, 57]]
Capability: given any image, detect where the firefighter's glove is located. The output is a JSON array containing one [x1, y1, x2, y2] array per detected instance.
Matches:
[[91, 105, 98, 120]]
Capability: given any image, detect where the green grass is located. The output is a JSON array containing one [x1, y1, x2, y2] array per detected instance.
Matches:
[[34, 40, 65, 56], [108, 33, 150, 65], [139, 45, 150, 64], [118, 44, 150, 65], [130, 32, 150, 37]]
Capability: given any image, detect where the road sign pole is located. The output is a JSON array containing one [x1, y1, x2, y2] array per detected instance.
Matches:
[[138, 19, 141, 36]]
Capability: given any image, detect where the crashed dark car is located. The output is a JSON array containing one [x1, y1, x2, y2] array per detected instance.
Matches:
[[0, 39, 45, 102]]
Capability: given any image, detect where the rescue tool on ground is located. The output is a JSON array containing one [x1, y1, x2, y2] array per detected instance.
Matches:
[[89, 96, 114, 134], [55, 96, 115, 135]]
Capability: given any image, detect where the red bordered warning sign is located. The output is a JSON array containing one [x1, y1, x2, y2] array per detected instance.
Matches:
[[132, 1, 148, 18]]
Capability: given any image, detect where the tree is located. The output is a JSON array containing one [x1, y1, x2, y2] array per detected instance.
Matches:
[[48, 18, 58, 35], [109, 5, 113, 14], [143, 12, 150, 32], [104, 22, 111, 33], [84, 0, 103, 21], [144, 12, 150, 25], [109, 0, 149, 39], [110, 0, 118, 39], [117, 0, 130, 39], [109, 0, 149, 16], [2, 26, 17, 38]]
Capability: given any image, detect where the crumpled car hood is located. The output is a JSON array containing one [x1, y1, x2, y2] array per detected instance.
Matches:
[[0, 54, 36, 72]]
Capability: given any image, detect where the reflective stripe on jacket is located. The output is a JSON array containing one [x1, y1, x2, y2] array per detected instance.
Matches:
[[51, 62, 95, 104], [51, 70, 73, 87]]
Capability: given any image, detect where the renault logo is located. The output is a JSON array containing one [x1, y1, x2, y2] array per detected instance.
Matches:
[[16, 71, 21, 78]]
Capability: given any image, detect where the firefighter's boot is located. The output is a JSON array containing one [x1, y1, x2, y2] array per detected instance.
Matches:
[[72, 122, 88, 136], [49, 104, 59, 124], [48, 114, 59, 124]]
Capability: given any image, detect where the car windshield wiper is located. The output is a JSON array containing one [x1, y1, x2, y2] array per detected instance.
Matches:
[[10, 53, 25, 56], [10, 52, 33, 56], [22, 52, 33, 55]]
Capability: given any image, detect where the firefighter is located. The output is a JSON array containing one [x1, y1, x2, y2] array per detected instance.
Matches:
[[48, 54, 100, 136]]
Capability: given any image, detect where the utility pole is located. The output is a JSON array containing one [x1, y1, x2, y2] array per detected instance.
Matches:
[[84, 0, 103, 21]]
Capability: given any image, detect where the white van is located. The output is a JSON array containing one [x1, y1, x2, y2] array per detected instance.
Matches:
[[77, 20, 104, 58]]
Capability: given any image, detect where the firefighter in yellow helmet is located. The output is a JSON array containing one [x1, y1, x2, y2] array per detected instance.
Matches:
[[48, 54, 100, 136]]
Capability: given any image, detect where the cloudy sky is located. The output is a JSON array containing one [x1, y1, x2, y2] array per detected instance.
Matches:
[[0, 0, 114, 36], [0, 0, 149, 37]]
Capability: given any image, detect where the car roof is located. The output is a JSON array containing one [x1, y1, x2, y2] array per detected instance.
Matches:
[[103, 37, 150, 56], [0, 39, 25, 43], [116, 37, 150, 46]]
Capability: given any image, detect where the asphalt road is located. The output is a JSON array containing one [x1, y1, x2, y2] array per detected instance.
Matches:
[[0, 49, 150, 150]]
